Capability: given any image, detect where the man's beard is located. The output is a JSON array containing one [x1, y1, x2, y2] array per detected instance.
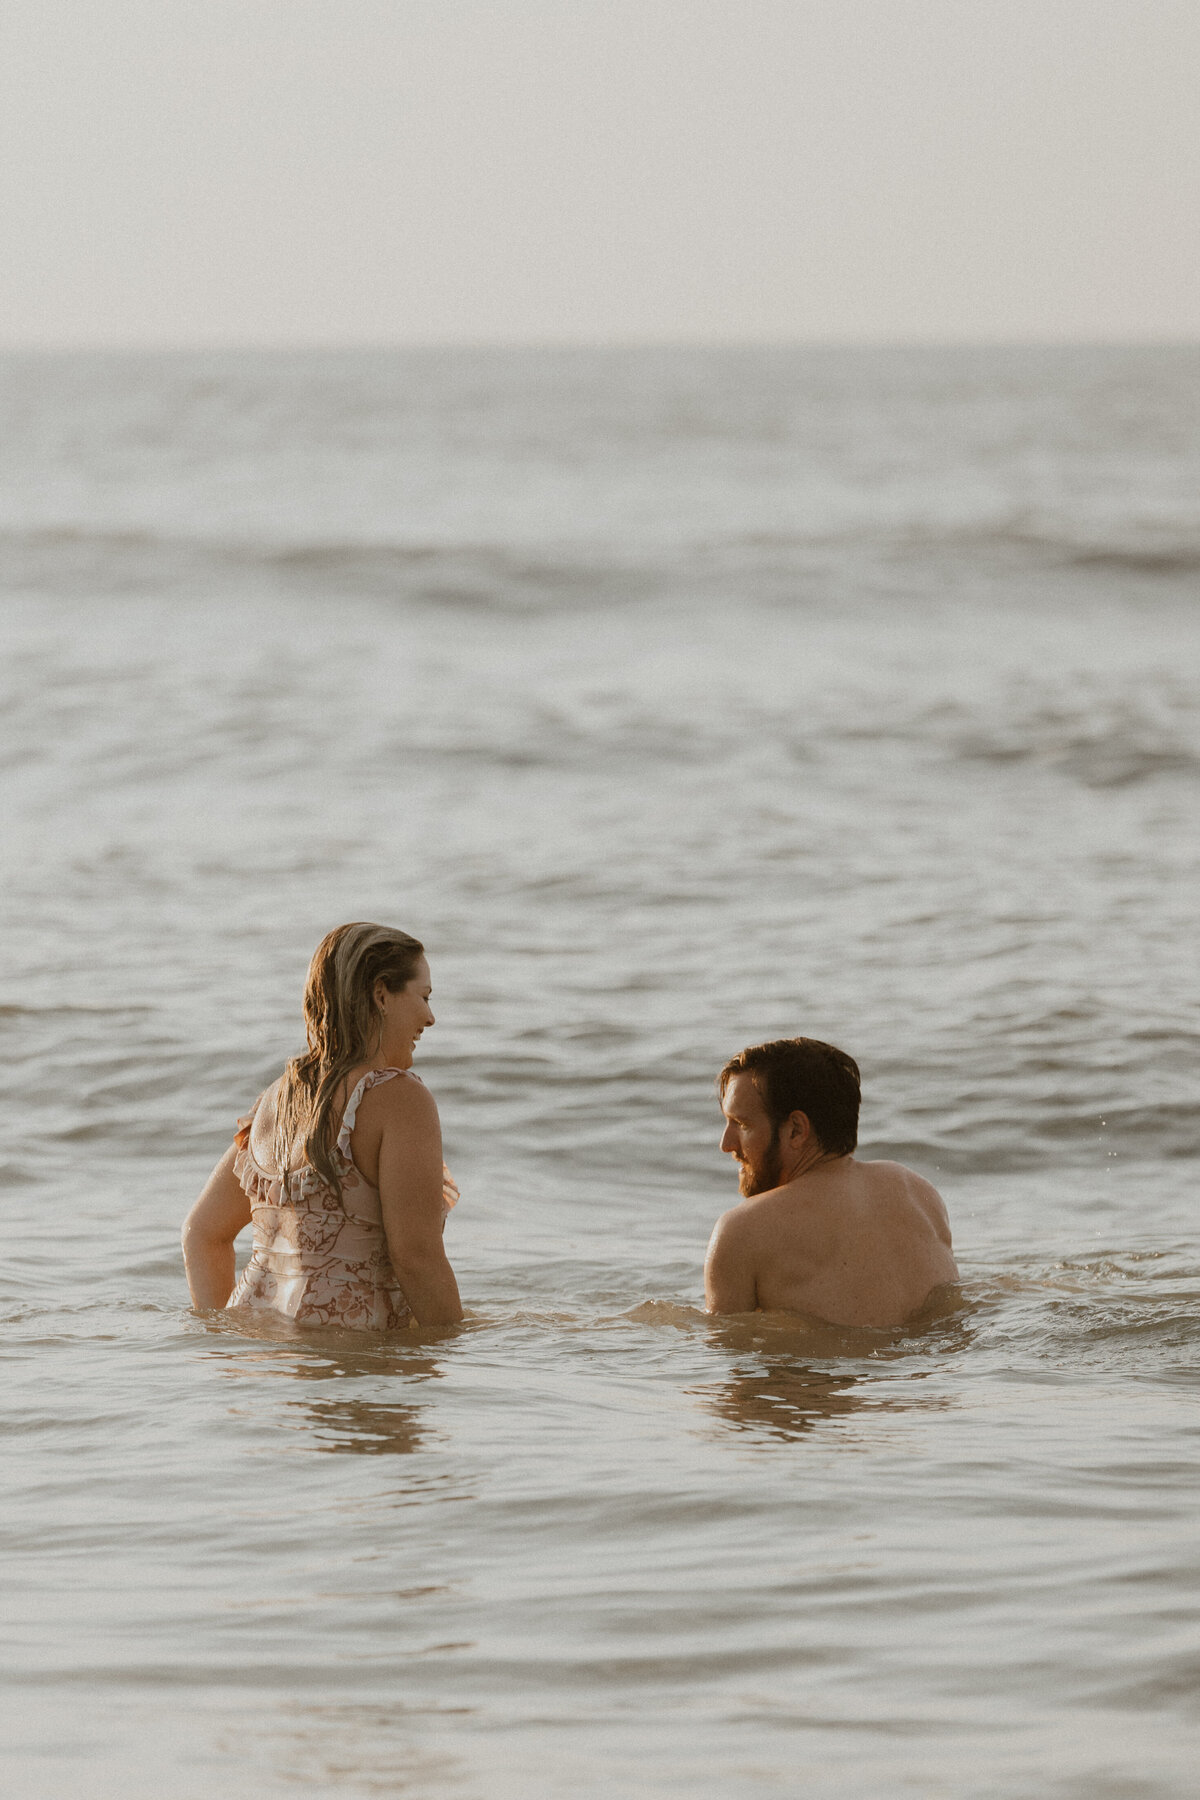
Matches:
[[737, 1128, 783, 1197]]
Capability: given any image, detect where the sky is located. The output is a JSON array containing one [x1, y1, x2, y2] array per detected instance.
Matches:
[[1, 0, 1198, 347]]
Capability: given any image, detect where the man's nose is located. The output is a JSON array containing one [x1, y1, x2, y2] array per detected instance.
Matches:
[[719, 1122, 736, 1153]]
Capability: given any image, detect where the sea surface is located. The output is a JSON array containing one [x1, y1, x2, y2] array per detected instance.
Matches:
[[2, 346, 1199, 1799]]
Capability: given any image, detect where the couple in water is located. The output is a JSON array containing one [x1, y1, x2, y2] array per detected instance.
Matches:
[[183, 922, 958, 1333]]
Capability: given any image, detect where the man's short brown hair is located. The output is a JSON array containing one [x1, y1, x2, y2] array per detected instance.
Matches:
[[719, 1038, 861, 1156]]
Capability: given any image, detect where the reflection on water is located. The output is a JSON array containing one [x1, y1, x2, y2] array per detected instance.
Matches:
[[298, 1395, 428, 1456], [694, 1298, 972, 1443], [697, 1361, 868, 1441], [229, 1699, 474, 1796], [694, 1355, 961, 1444], [207, 1337, 449, 1455]]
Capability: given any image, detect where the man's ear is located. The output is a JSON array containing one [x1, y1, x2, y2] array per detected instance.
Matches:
[[783, 1109, 814, 1149]]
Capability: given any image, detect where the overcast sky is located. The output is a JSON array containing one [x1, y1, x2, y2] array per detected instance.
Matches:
[[1, 0, 1197, 347]]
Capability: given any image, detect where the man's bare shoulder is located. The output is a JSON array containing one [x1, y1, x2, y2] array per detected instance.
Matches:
[[707, 1196, 760, 1242], [713, 1185, 828, 1267], [704, 1201, 766, 1313], [707, 1190, 789, 1251], [858, 1158, 952, 1243]]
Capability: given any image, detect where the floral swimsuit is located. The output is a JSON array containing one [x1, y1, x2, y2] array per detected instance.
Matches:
[[227, 1067, 457, 1330]]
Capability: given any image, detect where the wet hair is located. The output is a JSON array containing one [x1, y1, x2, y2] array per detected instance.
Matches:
[[718, 1037, 861, 1156], [274, 921, 425, 1192]]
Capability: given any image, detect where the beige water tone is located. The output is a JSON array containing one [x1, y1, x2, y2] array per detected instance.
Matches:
[[2, 349, 1199, 1798]]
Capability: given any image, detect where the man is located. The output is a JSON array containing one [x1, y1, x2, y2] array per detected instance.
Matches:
[[704, 1038, 958, 1326]]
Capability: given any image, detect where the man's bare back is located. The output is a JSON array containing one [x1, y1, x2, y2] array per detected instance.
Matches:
[[705, 1056, 958, 1328]]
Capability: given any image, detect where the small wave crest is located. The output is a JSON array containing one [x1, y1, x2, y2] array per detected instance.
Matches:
[[0, 527, 624, 611], [819, 675, 1200, 788], [5, 510, 1200, 608]]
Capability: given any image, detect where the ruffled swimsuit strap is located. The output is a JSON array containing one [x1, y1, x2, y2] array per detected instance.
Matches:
[[232, 1092, 279, 1204], [335, 1066, 411, 1160], [233, 1091, 264, 1152], [335, 1067, 458, 1212]]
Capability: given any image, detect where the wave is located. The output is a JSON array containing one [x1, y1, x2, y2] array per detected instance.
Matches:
[[4, 515, 1200, 604], [715, 519, 1200, 578], [415, 677, 1200, 787], [0, 527, 616, 610], [808, 675, 1200, 787], [917, 690, 1200, 787], [863, 1098, 1200, 1174]]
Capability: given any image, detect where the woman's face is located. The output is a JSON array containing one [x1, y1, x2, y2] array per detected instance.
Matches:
[[375, 955, 434, 1068]]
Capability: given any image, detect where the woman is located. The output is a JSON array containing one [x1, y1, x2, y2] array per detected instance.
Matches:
[[182, 922, 462, 1328]]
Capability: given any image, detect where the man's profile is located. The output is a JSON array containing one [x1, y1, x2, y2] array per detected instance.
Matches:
[[705, 1038, 958, 1327]]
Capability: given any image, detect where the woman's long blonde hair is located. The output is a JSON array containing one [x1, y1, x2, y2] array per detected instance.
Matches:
[[274, 921, 425, 1193]]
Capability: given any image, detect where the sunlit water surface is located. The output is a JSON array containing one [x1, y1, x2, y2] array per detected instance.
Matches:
[[2, 348, 1199, 1798]]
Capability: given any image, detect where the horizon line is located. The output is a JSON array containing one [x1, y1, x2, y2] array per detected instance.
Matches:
[[2, 334, 1199, 357]]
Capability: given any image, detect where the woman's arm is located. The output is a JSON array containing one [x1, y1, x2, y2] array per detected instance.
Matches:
[[374, 1079, 463, 1326], [182, 1145, 252, 1309]]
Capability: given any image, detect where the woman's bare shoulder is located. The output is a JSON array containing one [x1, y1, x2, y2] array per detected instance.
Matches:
[[251, 1076, 283, 1118], [356, 1068, 439, 1125]]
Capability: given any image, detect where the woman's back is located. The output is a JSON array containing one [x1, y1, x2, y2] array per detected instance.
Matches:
[[229, 1067, 454, 1330]]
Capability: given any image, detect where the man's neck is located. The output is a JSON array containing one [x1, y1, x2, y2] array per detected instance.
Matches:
[[779, 1143, 845, 1186]]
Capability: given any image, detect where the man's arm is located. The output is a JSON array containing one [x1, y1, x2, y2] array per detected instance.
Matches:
[[704, 1210, 758, 1314], [906, 1169, 956, 1254]]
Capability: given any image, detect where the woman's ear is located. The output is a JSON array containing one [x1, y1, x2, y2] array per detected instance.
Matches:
[[372, 978, 389, 1010]]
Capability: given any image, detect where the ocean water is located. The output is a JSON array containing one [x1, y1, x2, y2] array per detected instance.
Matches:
[[2, 346, 1199, 1799]]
